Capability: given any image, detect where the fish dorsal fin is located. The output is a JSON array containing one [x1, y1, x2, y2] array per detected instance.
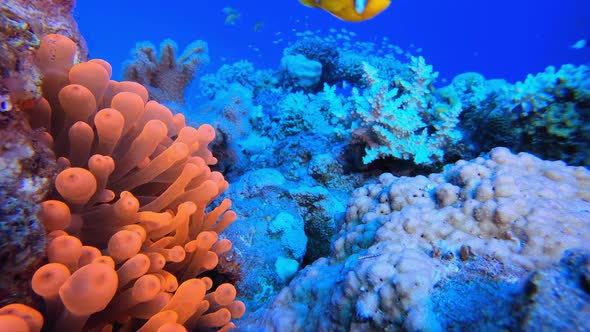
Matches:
[[299, 0, 321, 8]]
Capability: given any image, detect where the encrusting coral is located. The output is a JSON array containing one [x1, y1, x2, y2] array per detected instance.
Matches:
[[242, 147, 590, 331], [0, 34, 244, 331]]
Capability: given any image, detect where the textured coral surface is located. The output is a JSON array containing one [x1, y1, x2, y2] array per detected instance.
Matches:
[[0, 111, 55, 308], [242, 148, 590, 331]]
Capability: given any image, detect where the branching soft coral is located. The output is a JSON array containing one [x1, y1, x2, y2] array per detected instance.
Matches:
[[350, 58, 462, 165], [123, 39, 210, 107], [10, 34, 243, 332]]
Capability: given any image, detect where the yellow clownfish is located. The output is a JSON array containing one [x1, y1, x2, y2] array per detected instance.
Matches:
[[299, 0, 391, 22]]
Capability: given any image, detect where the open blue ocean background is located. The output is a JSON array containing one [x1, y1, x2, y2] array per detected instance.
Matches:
[[75, 0, 589, 85]]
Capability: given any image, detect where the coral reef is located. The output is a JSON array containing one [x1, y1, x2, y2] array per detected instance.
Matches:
[[241, 148, 590, 331], [186, 31, 590, 323], [281, 30, 410, 91], [199, 60, 276, 102], [514, 249, 590, 330], [2, 34, 243, 331], [279, 54, 322, 91], [221, 168, 306, 308], [444, 64, 590, 165], [196, 33, 465, 172], [197, 32, 589, 173], [2, 11, 588, 331], [289, 185, 342, 263]]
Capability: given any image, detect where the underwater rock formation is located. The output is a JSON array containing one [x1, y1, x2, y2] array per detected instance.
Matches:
[[0, 111, 56, 308]]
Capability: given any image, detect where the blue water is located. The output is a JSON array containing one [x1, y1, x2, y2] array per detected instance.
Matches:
[[75, 0, 589, 83]]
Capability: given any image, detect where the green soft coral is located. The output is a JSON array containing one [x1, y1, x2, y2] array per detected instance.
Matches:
[[543, 102, 581, 138]]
